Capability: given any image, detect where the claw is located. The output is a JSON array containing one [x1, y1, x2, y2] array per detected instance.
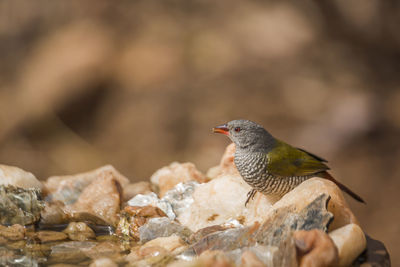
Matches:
[[245, 189, 257, 207]]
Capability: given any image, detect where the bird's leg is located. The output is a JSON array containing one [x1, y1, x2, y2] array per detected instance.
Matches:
[[245, 189, 257, 207]]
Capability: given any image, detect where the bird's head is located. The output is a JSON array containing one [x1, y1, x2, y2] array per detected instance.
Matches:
[[213, 119, 275, 151]]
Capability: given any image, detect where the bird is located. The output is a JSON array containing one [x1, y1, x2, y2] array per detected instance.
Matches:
[[212, 119, 365, 206]]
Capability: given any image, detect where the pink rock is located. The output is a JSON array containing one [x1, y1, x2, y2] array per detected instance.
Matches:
[[294, 229, 339, 267], [44, 165, 129, 226], [66, 174, 123, 226], [45, 165, 129, 200], [150, 162, 207, 197]]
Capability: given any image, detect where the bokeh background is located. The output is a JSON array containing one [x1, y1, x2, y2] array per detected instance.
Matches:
[[1, 0, 399, 264]]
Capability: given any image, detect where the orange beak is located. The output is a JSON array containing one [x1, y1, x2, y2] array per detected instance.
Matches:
[[212, 124, 229, 135]]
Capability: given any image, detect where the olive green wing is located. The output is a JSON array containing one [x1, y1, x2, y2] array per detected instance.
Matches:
[[266, 140, 329, 177]]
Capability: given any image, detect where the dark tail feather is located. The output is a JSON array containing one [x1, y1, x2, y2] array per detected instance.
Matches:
[[318, 171, 366, 204]]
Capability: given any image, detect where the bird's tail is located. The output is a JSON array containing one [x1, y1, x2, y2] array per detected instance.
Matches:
[[318, 171, 366, 204]]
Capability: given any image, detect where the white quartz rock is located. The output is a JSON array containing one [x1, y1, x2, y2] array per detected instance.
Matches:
[[329, 223, 367, 267], [177, 174, 274, 232]]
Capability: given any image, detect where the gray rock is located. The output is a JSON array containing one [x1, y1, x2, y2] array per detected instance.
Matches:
[[0, 185, 44, 225], [254, 193, 333, 246], [162, 182, 198, 218]]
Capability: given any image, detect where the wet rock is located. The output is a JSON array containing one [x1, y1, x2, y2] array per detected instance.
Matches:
[[0, 224, 26, 241], [139, 217, 192, 243], [177, 174, 273, 232], [89, 257, 118, 267], [35, 231, 68, 243], [127, 192, 175, 219], [0, 247, 17, 265], [329, 223, 366, 267], [6, 240, 28, 250], [22, 243, 51, 263], [63, 222, 96, 241], [0, 164, 43, 190], [294, 229, 338, 267], [116, 205, 167, 240], [123, 181, 152, 201], [150, 162, 207, 197], [48, 241, 97, 264], [83, 241, 123, 261], [40, 201, 69, 225], [0, 185, 45, 225], [0, 247, 39, 267], [206, 143, 239, 179]]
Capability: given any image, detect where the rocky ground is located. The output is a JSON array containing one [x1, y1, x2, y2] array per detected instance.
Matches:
[[0, 144, 390, 266], [1, 1, 400, 265]]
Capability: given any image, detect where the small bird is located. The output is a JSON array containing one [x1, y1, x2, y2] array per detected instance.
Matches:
[[213, 119, 365, 206]]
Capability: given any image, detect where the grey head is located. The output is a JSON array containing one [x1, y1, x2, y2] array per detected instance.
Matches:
[[213, 119, 276, 152]]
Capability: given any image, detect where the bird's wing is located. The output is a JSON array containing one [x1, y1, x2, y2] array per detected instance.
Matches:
[[296, 147, 328, 162], [266, 140, 330, 177]]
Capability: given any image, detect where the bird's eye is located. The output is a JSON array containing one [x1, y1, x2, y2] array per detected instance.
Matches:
[[234, 127, 241, 132]]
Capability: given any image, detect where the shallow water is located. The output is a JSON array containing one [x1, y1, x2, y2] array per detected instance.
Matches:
[[0, 224, 132, 266]]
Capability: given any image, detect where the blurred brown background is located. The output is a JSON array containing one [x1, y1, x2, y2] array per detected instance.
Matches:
[[0, 0, 399, 264]]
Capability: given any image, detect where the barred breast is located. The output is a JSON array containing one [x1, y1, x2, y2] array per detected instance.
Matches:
[[234, 151, 310, 196]]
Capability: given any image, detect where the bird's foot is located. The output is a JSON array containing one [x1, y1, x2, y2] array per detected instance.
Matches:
[[245, 189, 257, 207]]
